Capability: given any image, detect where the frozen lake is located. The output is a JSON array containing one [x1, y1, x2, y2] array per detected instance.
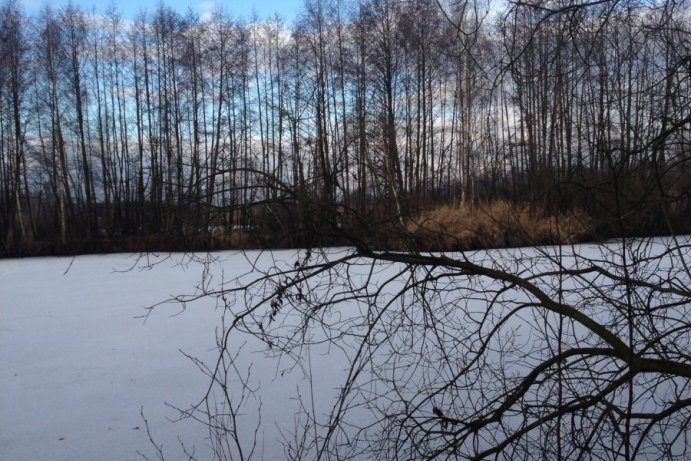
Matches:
[[2, 239, 690, 459]]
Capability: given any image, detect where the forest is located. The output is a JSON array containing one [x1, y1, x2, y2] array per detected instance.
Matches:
[[0, 0, 689, 256]]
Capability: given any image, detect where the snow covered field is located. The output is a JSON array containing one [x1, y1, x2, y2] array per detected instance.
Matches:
[[2, 239, 689, 459], [0, 251, 326, 460]]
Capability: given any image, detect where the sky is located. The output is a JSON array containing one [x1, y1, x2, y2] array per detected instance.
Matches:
[[22, 0, 305, 23]]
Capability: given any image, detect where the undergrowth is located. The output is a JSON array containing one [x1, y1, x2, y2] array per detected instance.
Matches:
[[406, 201, 594, 251]]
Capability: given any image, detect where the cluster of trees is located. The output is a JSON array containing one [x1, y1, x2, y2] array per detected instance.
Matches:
[[1, 0, 690, 255]]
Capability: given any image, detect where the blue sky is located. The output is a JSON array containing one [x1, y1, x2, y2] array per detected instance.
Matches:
[[22, 0, 304, 22]]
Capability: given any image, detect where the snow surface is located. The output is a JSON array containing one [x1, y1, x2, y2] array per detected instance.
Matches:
[[2, 239, 687, 459], [0, 251, 332, 461]]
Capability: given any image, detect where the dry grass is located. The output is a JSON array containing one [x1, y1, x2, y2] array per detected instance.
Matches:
[[407, 200, 594, 250]]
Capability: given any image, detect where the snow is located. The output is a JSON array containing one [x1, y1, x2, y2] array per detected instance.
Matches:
[[2, 239, 688, 459], [0, 252, 292, 460]]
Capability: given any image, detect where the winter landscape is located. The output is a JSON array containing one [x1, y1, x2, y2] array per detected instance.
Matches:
[[2, 0, 690, 458]]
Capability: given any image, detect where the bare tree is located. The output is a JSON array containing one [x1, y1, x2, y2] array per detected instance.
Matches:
[[0, 0, 32, 252], [61, 3, 95, 236]]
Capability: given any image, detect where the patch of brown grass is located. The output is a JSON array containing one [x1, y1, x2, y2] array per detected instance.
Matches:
[[407, 201, 594, 251]]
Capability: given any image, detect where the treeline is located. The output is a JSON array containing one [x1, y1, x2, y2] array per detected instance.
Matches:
[[1, 0, 690, 256]]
